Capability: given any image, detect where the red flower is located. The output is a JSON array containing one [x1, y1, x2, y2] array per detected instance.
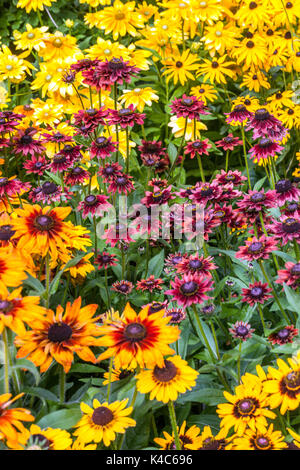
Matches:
[[108, 173, 134, 194], [90, 136, 117, 160], [241, 281, 272, 306], [94, 251, 117, 270], [215, 133, 242, 151], [214, 170, 247, 186], [111, 280, 134, 295], [229, 321, 255, 341], [176, 254, 216, 277], [78, 194, 111, 218], [107, 105, 145, 129], [82, 57, 139, 91], [236, 235, 278, 261], [268, 215, 300, 245], [64, 167, 89, 186], [23, 155, 49, 175], [276, 261, 300, 289], [13, 128, 45, 157], [249, 138, 283, 163], [165, 273, 214, 307], [246, 108, 288, 140], [237, 189, 277, 212], [170, 94, 208, 120], [274, 179, 300, 207], [268, 325, 298, 345], [136, 275, 163, 293], [185, 139, 211, 159]]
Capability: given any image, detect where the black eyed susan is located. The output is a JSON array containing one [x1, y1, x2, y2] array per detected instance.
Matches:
[[96, 303, 180, 370], [16, 0, 57, 13], [229, 423, 288, 450], [217, 374, 276, 436], [13, 424, 73, 450], [72, 398, 136, 447], [154, 421, 202, 450], [161, 49, 200, 86], [15, 297, 101, 373], [135, 356, 198, 403], [197, 55, 235, 84], [263, 353, 300, 414], [103, 367, 135, 385], [13, 204, 91, 263], [0, 247, 27, 294], [197, 425, 230, 450]]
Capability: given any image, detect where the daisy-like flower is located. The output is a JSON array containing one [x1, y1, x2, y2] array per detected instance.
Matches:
[[164, 307, 186, 324], [0, 393, 34, 449], [94, 251, 117, 270], [96, 302, 180, 369], [197, 55, 235, 84], [217, 376, 276, 436], [287, 428, 300, 450], [13, 204, 91, 262], [229, 321, 255, 341], [154, 421, 202, 450], [73, 108, 108, 136], [249, 138, 284, 163], [107, 105, 145, 129], [276, 261, 300, 290], [237, 189, 277, 213], [190, 84, 218, 105], [73, 398, 135, 447], [263, 353, 300, 414], [119, 87, 159, 112], [241, 281, 272, 306], [246, 108, 288, 141], [13, 128, 45, 157], [170, 95, 208, 120], [136, 355, 198, 403], [83, 57, 139, 91], [235, 235, 278, 261], [176, 253, 216, 277], [269, 215, 300, 245], [0, 110, 24, 134], [190, 181, 222, 206], [225, 104, 253, 125], [274, 179, 300, 206], [14, 424, 72, 451], [108, 173, 135, 195], [78, 194, 111, 219], [23, 155, 49, 176], [13, 24, 49, 53], [0, 286, 46, 336], [215, 133, 243, 151], [136, 275, 163, 293], [65, 167, 90, 186], [229, 423, 288, 450], [15, 297, 101, 373], [90, 137, 117, 160], [185, 139, 212, 159], [268, 325, 299, 346], [197, 425, 230, 450], [161, 49, 200, 86], [214, 170, 247, 186], [16, 0, 57, 13], [103, 367, 135, 385], [98, 163, 123, 183], [111, 280, 134, 296], [165, 273, 214, 307], [0, 176, 30, 199]]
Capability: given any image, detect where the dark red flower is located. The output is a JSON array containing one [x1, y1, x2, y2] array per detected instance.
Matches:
[[268, 215, 300, 245], [170, 94, 208, 120], [94, 251, 117, 270], [176, 253, 216, 277], [136, 275, 164, 293], [90, 136, 117, 159], [236, 235, 278, 261], [274, 179, 300, 207], [185, 139, 211, 159], [107, 105, 145, 129], [108, 173, 134, 194], [276, 261, 300, 289], [214, 170, 247, 186], [268, 325, 298, 345], [165, 273, 214, 307], [246, 108, 288, 140], [229, 321, 255, 341], [78, 194, 111, 218], [111, 280, 134, 295], [215, 133, 243, 151], [64, 166, 89, 186], [73, 107, 108, 136], [98, 162, 123, 183], [49, 152, 73, 172], [82, 57, 139, 91], [23, 155, 49, 175], [164, 307, 186, 324], [249, 138, 283, 163], [141, 185, 175, 207], [225, 105, 253, 124], [190, 181, 222, 206], [13, 128, 45, 157], [237, 189, 277, 212], [0, 111, 24, 133], [241, 281, 272, 306]]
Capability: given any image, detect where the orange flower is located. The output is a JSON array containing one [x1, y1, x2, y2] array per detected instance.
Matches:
[[15, 297, 101, 373], [0, 393, 34, 449]]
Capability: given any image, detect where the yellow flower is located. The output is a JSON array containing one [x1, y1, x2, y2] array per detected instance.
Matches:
[[94, 0, 145, 40], [14, 424, 73, 450], [135, 1, 159, 21], [119, 87, 159, 112], [63, 252, 95, 279], [276, 105, 300, 129], [13, 24, 49, 53], [65, 19, 74, 28], [240, 70, 271, 92], [287, 427, 300, 449], [234, 0, 273, 30], [85, 38, 129, 62], [0, 45, 35, 82], [161, 49, 200, 85], [201, 21, 240, 56], [197, 425, 230, 450], [168, 116, 207, 140], [17, 0, 57, 13], [229, 423, 288, 450], [136, 355, 198, 403], [154, 421, 202, 450], [73, 398, 136, 447], [32, 99, 64, 126], [0, 86, 9, 109], [31, 59, 80, 98], [190, 84, 218, 105], [192, 0, 230, 24], [231, 35, 268, 71], [197, 55, 235, 84], [39, 31, 82, 62]]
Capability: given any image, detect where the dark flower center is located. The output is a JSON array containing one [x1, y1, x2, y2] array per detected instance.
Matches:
[[182, 98, 194, 106], [282, 218, 300, 233], [237, 398, 255, 414], [95, 137, 108, 147], [189, 259, 203, 269], [53, 154, 67, 163], [249, 1, 257, 8], [250, 192, 265, 203], [179, 281, 199, 296], [291, 263, 300, 275], [255, 437, 270, 449], [0, 300, 13, 313], [148, 302, 165, 314], [31, 434, 52, 449], [115, 176, 127, 185], [20, 134, 33, 144], [233, 104, 247, 113], [124, 322, 147, 341], [284, 371, 300, 391], [47, 322, 73, 343], [34, 215, 55, 231], [277, 328, 290, 340], [153, 360, 177, 382], [275, 179, 292, 193], [35, 161, 44, 169], [254, 108, 270, 120], [176, 61, 183, 68], [108, 57, 124, 69], [248, 241, 263, 253], [85, 108, 97, 116], [259, 137, 272, 147], [92, 406, 114, 426], [41, 181, 58, 195], [0, 224, 15, 241], [119, 108, 133, 116], [250, 286, 263, 297], [0, 177, 8, 186], [85, 195, 97, 205], [211, 61, 219, 69], [246, 40, 255, 48], [236, 325, 249, 336]]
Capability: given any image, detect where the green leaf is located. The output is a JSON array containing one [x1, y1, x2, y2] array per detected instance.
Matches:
[[167, 142, 178, 164], [147, 249, 165, 278], [22, 387, 59, 403], [13, 359, 40, 385], [49, 253, 86, 295], [37, 407, 82, 430], [283, 283, 300, 313]]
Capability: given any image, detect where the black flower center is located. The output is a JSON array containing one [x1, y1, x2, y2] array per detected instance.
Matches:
[[92, 406, 114, 426], [275, 179, 292, 193], [277, 328, 290, 340], [124, 322, 147, 341], [85, 195, 97, 205], [95, 137, 108, 146], [153, 360, 177, 383], [47, 322, 73, 343], [176, 61, 183, 68], [250, 192, 265, 203], [0, 224, 15, 241], [248, 241, 263, 253], [246, 40, 255, 48], [41, 181, 58, 195], [211, 61, 219, 69], [255, 108, 270, 120], [119, 108, 133, 116], [179, 281, 199, 296], [250, 286, 263, 297], [0, 300, 13, 313], [34, 215, 55, 231], [189, 259, 203, 269], [20, 134, 33, 144], [282, 218, 300, 233], [236, 325, 249, 337]]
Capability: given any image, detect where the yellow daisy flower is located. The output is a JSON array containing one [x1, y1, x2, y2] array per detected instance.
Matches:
[[73, 398, 136, 446], [119, 87, 159, 112], [190, 84, 218, 104], [229, 423, 288, 450], [161, 49, 199, 85], [16, 0, 57, 13], [13, 24, 49, 53], [197, 55, 235, 84], [168, 116, 207, 140], [154, 421, 202, 450], [14, 424, 73, 450]]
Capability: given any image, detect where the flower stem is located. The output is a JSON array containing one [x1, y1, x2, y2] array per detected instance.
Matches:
[[106, 357, 113, 403], [241, 124, 251, 190], [59, 365, 66, 404], [2, 327, 10, 393], [167, 400, 181, 450]]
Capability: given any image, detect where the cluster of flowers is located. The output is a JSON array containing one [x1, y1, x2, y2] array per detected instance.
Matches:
[[0, 0, 300, 452]]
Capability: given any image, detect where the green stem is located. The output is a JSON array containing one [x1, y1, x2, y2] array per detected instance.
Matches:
[[125, 126, 130, 174], [93, 216, 98, 257], [259, 261, 291, 325], [258, 304, 267, 336], [225, 149, 230, 172], [106, 357, 113, 403], [59, 365, 66, 404], [167, 401, 181, 450], [45, 253, 51, 309], [191, 305, 216, 362], [237, 340, 242, 384], [241, 124, 251, 190], [2, 327, 10, 393], [196, 153, 205, 182]]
